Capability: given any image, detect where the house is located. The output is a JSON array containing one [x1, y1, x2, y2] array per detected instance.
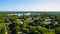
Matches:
[[24, 13, 31, 15], [20, 21, 24, 24], [19, 31, 26, 34], [2, 22, 12, 25], [8, 14, 23, 16], [27, 20, 34, 23], [45, 17, 55, 22], [17, 19, 24, 24], [45, 23, 55, 29]]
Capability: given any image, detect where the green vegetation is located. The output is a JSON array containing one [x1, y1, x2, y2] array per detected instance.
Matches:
[[0, 12, 60, 34]]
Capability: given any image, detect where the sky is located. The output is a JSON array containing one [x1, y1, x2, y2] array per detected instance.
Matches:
[[0, 0, 60, 11]]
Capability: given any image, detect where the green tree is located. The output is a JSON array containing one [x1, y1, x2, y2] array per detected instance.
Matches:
[[0, 24, 8, 34], [0, 19, 5, 23], [55, 24, 60, 34]]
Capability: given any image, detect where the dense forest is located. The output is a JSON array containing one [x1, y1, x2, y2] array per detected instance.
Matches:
[[0, 12, 60, 34]]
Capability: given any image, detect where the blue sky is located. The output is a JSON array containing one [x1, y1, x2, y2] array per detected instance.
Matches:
[[0, 0, 60, 11]]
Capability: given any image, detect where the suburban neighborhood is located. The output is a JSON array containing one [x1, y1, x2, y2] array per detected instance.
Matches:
[[0, 12, 60, 34]]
